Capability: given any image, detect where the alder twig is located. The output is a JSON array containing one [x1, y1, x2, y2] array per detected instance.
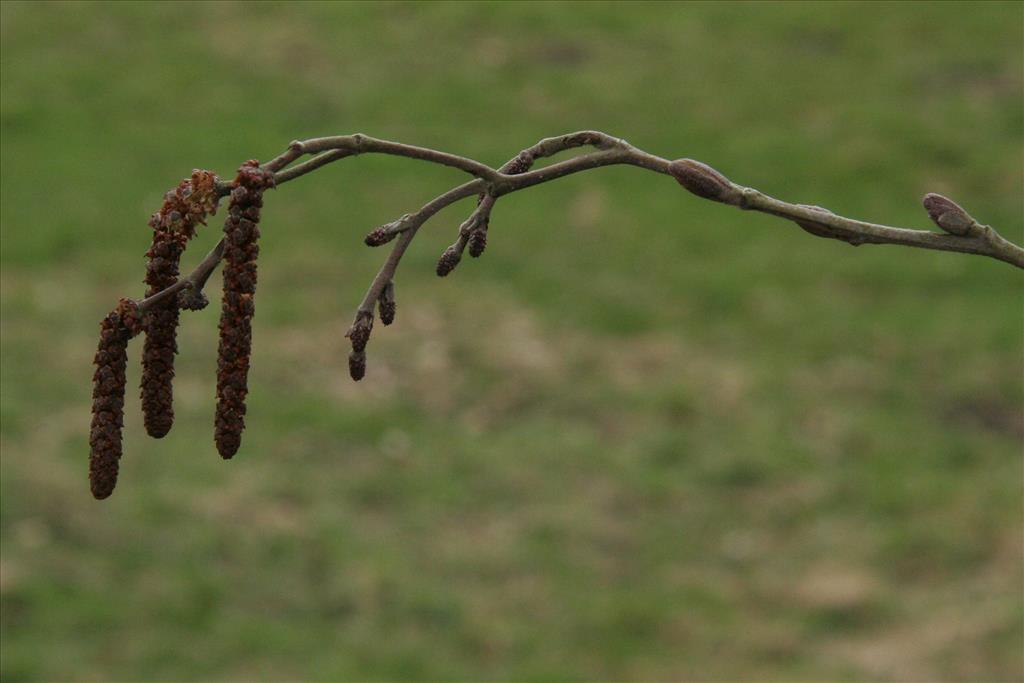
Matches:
[[148, 130, 1024, 355], [91, 129, 1024, 498]]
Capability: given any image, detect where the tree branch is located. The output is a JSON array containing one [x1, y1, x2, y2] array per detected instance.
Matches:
[[145, 130, 1022, 336], [91, 129, 1024, 498]]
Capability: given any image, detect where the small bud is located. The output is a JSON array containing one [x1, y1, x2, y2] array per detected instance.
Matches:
[[503, 151, 533, 175], [347, 312, 374, 352], [349, 350, 367, 381], [364, 225, 396, 247], [378, 281, 396, 326], [794, 204, 836, 239], [468, 228, 487, 258], [669, 159, 738, 203], [922, 193, 975, 236], [436, 244, 463, 277], [794, 204, 866, 246], [178, 288, 209, 311]]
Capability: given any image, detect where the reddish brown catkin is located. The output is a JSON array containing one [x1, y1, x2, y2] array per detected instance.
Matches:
[[215, 160, 275, 459], [468, 151, 533, 257], [378, 281, 396, 325], [89, 299, 144, 499], [141, 170, 220, 438]]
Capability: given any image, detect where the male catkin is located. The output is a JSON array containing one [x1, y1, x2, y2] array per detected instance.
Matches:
[[141, 171, 219, 438], [89, 299, 143, 499], [214, 161, 275, 458]]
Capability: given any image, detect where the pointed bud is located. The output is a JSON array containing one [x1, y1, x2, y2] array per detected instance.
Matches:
[[922, 193, 975, 236], [669, 159, 738, 204], [436, 244, 463, 277], [349, 350, 367, 381]]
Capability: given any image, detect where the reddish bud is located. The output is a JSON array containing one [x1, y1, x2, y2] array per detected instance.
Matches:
[[922, 193, 974, 236], [669, 159, 737, 203], [364, 226, 396, 247]]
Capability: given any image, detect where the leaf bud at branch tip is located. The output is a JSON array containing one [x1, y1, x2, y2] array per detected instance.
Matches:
[[669, 158, 739, 204], [922, 193, 976, 236]]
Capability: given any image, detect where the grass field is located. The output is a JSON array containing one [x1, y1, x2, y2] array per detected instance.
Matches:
[[1, 2, 1022, 681]]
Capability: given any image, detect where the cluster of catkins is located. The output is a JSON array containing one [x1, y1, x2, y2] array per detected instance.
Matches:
[[88, 161, 276, 499], [88, 148, 569, 499]]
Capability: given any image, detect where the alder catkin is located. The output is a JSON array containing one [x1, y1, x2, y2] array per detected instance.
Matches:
[[364, 225, 395, 247], [215, 160, 275, 459], [468, 152, 534, 258], [378, 281, 396, 326], [436, 244, 463, 277], [467, 229, 487, 258], [348, 350, 367, 381], [141, 170, 220, 438], [347, 312, 374, 353], [89, 299, 143, 500]]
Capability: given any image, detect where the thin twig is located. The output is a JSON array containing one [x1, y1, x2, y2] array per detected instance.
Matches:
[[149, 130, 1023, 328]]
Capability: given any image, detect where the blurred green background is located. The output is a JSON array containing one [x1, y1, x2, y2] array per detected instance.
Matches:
[[2, 1, 1022, 681]]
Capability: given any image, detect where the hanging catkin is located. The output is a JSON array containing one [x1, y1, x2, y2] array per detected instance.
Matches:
[[89, 299, 144, 499], [141, 170, 220, 438], [215, 161, 275, 458]]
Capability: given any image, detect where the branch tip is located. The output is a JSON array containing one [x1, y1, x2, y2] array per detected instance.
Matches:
[[348, 350, 367, 381]]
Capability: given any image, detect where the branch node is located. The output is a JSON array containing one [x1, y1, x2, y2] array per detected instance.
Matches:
[[177, 284, 208, 311]]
